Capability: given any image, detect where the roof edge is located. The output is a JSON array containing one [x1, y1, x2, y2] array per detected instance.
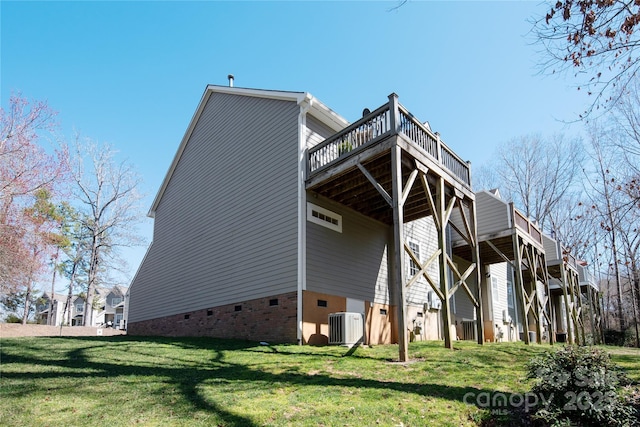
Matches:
[[148, 85, 348, 217]]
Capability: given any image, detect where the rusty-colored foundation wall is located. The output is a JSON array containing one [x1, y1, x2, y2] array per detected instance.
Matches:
[[302, 290, 444, 345]]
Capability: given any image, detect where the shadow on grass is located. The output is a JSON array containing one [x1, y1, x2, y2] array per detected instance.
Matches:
[[1, 335, 530, 426]]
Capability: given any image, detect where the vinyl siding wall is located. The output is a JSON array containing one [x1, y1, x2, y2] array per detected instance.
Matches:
[[306, 196, 391, 304], [129, 93, 301, 323], [306, 200, 442, 309], [404, 217, 440, 306], [451, 191, 511, 239]]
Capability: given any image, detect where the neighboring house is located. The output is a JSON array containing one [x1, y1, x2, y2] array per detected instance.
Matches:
[[128, 83, 482, 353], [103, 286, 127, 329], [35, 292, 67, 326], [451, 189, 602, 345], [71, 288, 107, 327]]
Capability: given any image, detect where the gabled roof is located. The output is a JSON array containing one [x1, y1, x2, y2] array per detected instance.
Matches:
[[148, 84, 349, 217], [41, 292, 66, 302]]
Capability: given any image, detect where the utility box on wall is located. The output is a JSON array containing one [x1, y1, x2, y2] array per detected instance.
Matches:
[[328, 312, 364, 346]]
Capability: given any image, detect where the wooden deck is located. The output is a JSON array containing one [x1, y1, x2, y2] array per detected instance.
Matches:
[[307, 94, 474, 225]]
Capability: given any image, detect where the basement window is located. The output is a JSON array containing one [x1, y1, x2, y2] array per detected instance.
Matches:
[[269, 299, 279, 306], [207, 310, 213, 316], [317, 299, 328, 308], [184, 314, 190, 320], [235, 305, 242, 312], [307, 202, 342, 233]]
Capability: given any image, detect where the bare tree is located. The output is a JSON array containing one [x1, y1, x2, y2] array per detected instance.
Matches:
[[583, 122, 631, 330], [479, 133, 585, 238], [67, 138, 144, 326], [533, 0, 640, 116]]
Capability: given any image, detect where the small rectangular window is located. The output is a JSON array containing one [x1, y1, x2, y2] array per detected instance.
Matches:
[[234, 305, 242, 312], [507, 281, 515, 309], [317, 299, 327, 307], [408, 241, 421, 276], [307, 202, 342, 233], [269, 299, 279, 306], [207, 310, 213, 316], [184, 314, 190, 320]]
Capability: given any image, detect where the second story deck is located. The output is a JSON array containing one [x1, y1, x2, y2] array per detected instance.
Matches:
[[451, 190, 544, 265], [305, 94, 473, 226]]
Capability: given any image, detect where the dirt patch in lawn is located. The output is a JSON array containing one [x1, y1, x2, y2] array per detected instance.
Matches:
[[1, 323, 126, 338]]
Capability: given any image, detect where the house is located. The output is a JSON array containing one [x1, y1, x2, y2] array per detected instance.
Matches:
[[71, 288, 108, 327], [103, 286, 127, 329], [127, 83, 483, 358], [35, 292, 67, 326], [451, 189, 552, 344], [451, 189, 603, 345]]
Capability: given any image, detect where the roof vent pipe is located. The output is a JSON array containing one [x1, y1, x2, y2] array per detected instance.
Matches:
[[228, 74, 234, 87]]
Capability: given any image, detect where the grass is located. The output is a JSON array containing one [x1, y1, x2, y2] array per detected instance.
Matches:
[[1, 337, 638, 427]]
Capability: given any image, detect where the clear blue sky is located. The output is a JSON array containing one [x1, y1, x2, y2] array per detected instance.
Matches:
[[1, 1, 591, 289]]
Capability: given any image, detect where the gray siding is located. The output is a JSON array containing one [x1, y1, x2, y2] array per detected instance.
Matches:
[[306, 196, 391, 304], [404, 217, 440, 306], [452, 256, 477, 320], [543, 234, 560, 262], [129, 93, 301, 323], [306, 114, 337, 149], [306, 203, 442, 308], [452, 191, 511, 241]]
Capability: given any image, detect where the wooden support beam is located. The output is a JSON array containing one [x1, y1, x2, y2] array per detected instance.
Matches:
[[391, 144, 408, 362], [512, 235, 530, 344], [436, 175, 453, 349], [357, 162, 393, 207], [469, 198, 484, 344]]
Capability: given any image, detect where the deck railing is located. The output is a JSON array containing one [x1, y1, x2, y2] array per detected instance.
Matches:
[[307, 94, 471, 187], [511, 204, 543, 245]]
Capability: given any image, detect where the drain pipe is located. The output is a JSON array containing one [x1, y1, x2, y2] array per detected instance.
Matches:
[[297, 93, 312, 345]]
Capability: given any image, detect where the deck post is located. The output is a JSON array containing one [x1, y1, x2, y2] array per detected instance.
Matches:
[[560, 264, 575, 344], [391, 144, 408, 362], [512, 236, 530, 344], [470, 199, 484, 345], [587, 285, 596, 345], [436, 176, 454, 350]]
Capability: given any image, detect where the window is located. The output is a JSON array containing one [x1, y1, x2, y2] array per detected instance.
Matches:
[[76, 304, 84, 313], [111, 297, 121, 307], [307, 202, 342, 233], [269, 299, 279, 306], [507, 281, 515, 309], [317, 299, 327, 307], [234, 305, 242, 312], [207, 309, 213, 316], [379, 308, 387, 316], [184, 314, 190, 320], [408, 241, 420, 276]]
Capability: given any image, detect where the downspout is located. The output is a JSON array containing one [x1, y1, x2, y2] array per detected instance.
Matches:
[[297, 94, 312, 345]]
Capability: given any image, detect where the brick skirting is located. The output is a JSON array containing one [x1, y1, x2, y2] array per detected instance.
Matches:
[[127, 292, 298, 343]]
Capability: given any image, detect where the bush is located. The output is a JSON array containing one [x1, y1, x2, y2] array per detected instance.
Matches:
[[4, 314, 22, 323], [526, 345, 638, 426]]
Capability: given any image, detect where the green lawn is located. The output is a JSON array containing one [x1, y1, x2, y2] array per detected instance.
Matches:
[[1, 336, 638, 427]]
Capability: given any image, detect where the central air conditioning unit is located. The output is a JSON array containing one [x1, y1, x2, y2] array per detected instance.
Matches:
[[328, 312, 364, 346]]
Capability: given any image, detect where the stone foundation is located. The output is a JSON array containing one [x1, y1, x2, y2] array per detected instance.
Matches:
[[128, 292, 298, 343]]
